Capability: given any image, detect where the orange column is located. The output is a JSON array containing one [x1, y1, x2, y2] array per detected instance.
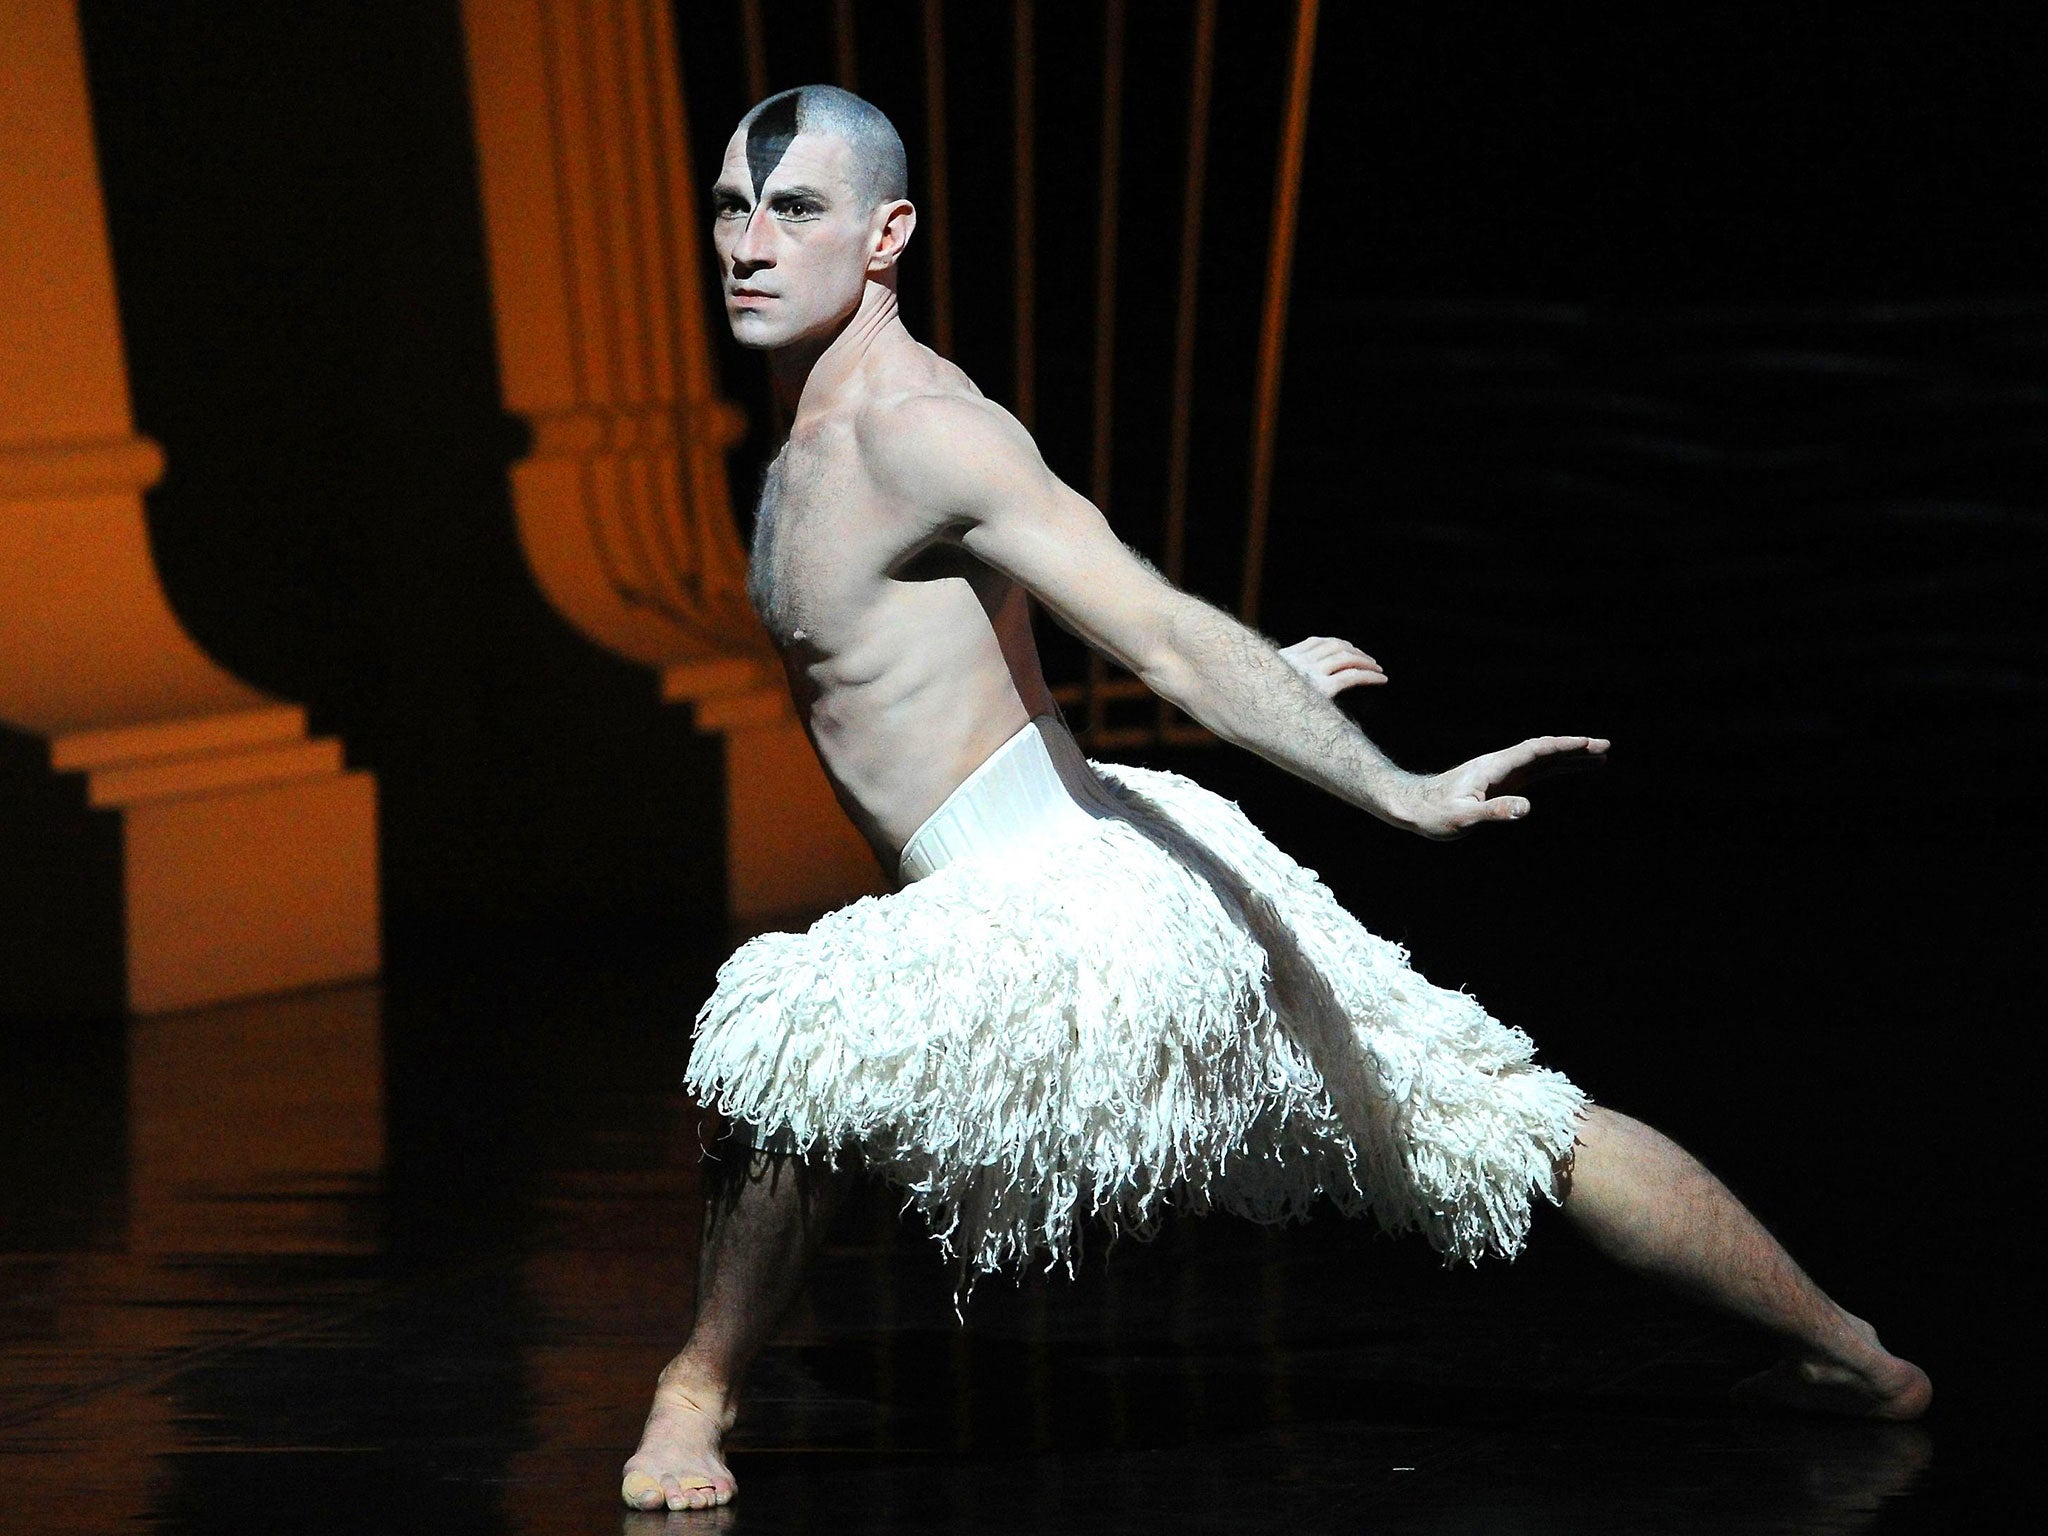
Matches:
[[0, 0, 379, 1014], [459, 0, 883, 924]]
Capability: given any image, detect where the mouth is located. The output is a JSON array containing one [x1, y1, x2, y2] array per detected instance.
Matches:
[[730, 288, 774, 302]]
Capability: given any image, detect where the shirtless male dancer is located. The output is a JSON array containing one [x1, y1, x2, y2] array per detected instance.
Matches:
[[622, 86, 1930, 1513]]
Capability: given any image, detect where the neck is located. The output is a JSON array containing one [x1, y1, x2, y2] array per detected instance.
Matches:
[[767, 280, 902, 418]]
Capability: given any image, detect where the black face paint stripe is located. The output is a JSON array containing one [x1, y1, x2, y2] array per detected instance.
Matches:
[[746, 93, 802, 200]]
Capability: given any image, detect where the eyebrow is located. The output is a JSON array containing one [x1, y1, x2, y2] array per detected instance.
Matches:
[[709, 181, 832, 205]]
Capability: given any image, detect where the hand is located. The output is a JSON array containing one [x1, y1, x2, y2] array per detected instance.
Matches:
[[1278, 635, 1387, 699], [1396, 735, 1611, 840]]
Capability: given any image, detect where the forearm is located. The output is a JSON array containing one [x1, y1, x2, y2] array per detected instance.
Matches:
[[1144, 596, 1422, 829]]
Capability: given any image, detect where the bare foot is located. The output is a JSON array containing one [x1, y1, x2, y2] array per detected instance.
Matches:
[[621, 1372, 738, 1511], [1734, 1314, 1933, 1421]]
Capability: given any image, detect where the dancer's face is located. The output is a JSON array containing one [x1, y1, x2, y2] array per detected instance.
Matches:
[[711, 128, 907, 351]]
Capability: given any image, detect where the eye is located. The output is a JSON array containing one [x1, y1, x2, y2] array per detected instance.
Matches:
[[775, 198, 820, 220], [712, 196, 748, 219]]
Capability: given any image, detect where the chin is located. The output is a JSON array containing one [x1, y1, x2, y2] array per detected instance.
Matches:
[[727, 312, 784, 350]]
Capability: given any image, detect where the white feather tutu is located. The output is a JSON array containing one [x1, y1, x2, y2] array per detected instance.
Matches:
[[685, 717, 1588, 1293]]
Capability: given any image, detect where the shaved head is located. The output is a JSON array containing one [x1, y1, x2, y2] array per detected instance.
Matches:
[[737, 85, 908, 209], [712, 86, 917, 352]]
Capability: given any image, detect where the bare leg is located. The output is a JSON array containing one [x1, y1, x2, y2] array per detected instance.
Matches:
[[1563, 1106, 1931, 1419], [621, 1146, 847, 1511]]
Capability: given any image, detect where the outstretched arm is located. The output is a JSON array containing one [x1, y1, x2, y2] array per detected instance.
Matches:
[[1131, 578, 1606, 838], [868, 395, 1606, 837]]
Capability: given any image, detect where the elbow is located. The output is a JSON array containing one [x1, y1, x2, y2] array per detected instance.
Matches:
[[1132, 594, 1204, 711], [1137, 646, 1202, 715], [1136, 637, 1238, 743], [1146, 657, 1251, 749], [1134, 595, 1257, 734]]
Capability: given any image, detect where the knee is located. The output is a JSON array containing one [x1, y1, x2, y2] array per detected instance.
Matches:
[[1559, 1105, 1664, 1198], [706, 1142, 851, 1219], [1574, 1104, 1653, 1155]]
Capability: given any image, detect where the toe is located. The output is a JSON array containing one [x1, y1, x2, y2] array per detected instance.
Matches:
[[663, 1474, 720, 1511], [620, 1469, 665, 1510]]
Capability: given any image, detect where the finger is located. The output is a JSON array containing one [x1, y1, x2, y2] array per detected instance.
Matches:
[[1531, 734, 1609, 756], [1284, 640, 1344, 672], [1512, 737, 1613, 785], [1328, 666, 1388, 693], [1468, 740, 1549, 785], [1481, 735, 1606, 781], [1439, 794, 1528, 836]]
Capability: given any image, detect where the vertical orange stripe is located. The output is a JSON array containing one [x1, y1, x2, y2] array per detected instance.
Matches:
[[1163, 0, 1216, 590], [833, 0, 859, 90], [921, 0, 954, 357], [1012, 0, 1036, 428], [1085, 0, 1127, 736], [739, 0, 768, 105], [1158, 0, 1218, 740], [1238, 0, 1319, 628]]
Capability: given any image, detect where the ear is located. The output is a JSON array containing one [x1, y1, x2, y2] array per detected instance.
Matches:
[[867, 198, 917, 273]]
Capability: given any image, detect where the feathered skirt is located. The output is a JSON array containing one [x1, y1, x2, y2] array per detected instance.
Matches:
[[685, 713, 1588, 1293]]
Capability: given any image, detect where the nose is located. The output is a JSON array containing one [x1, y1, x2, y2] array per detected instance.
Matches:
[[731, 206, 775, 276]]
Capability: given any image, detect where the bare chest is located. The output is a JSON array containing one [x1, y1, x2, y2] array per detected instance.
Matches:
[[746, 442, 886, 648]]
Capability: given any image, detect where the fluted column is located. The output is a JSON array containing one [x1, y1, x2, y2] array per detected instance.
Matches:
[[460, 0, 884, 922], [0, 0, 379, 1015]]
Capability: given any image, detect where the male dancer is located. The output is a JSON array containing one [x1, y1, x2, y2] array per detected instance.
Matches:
[[622, 86, 1929, 1513]]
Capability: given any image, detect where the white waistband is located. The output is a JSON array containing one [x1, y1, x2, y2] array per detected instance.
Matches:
[[896, 714, 1123, 884]]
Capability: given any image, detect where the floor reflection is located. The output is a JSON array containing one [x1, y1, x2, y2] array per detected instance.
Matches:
[[0, 983, 387, 1530], [0, 926, 1970, 1533], [128, 984, 385, 1257]]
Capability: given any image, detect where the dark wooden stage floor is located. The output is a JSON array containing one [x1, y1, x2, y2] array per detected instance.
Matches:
[[0, 806, 2023, 1534]]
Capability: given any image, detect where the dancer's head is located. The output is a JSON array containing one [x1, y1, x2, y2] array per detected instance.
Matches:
[[712, 85, 916, 351]]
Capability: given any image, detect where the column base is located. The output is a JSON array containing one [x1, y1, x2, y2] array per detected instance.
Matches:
[[720, 712, 889, 929], [662, 659, 888, 928], [0, 706, 381, 1017]]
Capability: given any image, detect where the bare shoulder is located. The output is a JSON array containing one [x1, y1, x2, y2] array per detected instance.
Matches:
[[855, 377, 1047, 521]]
